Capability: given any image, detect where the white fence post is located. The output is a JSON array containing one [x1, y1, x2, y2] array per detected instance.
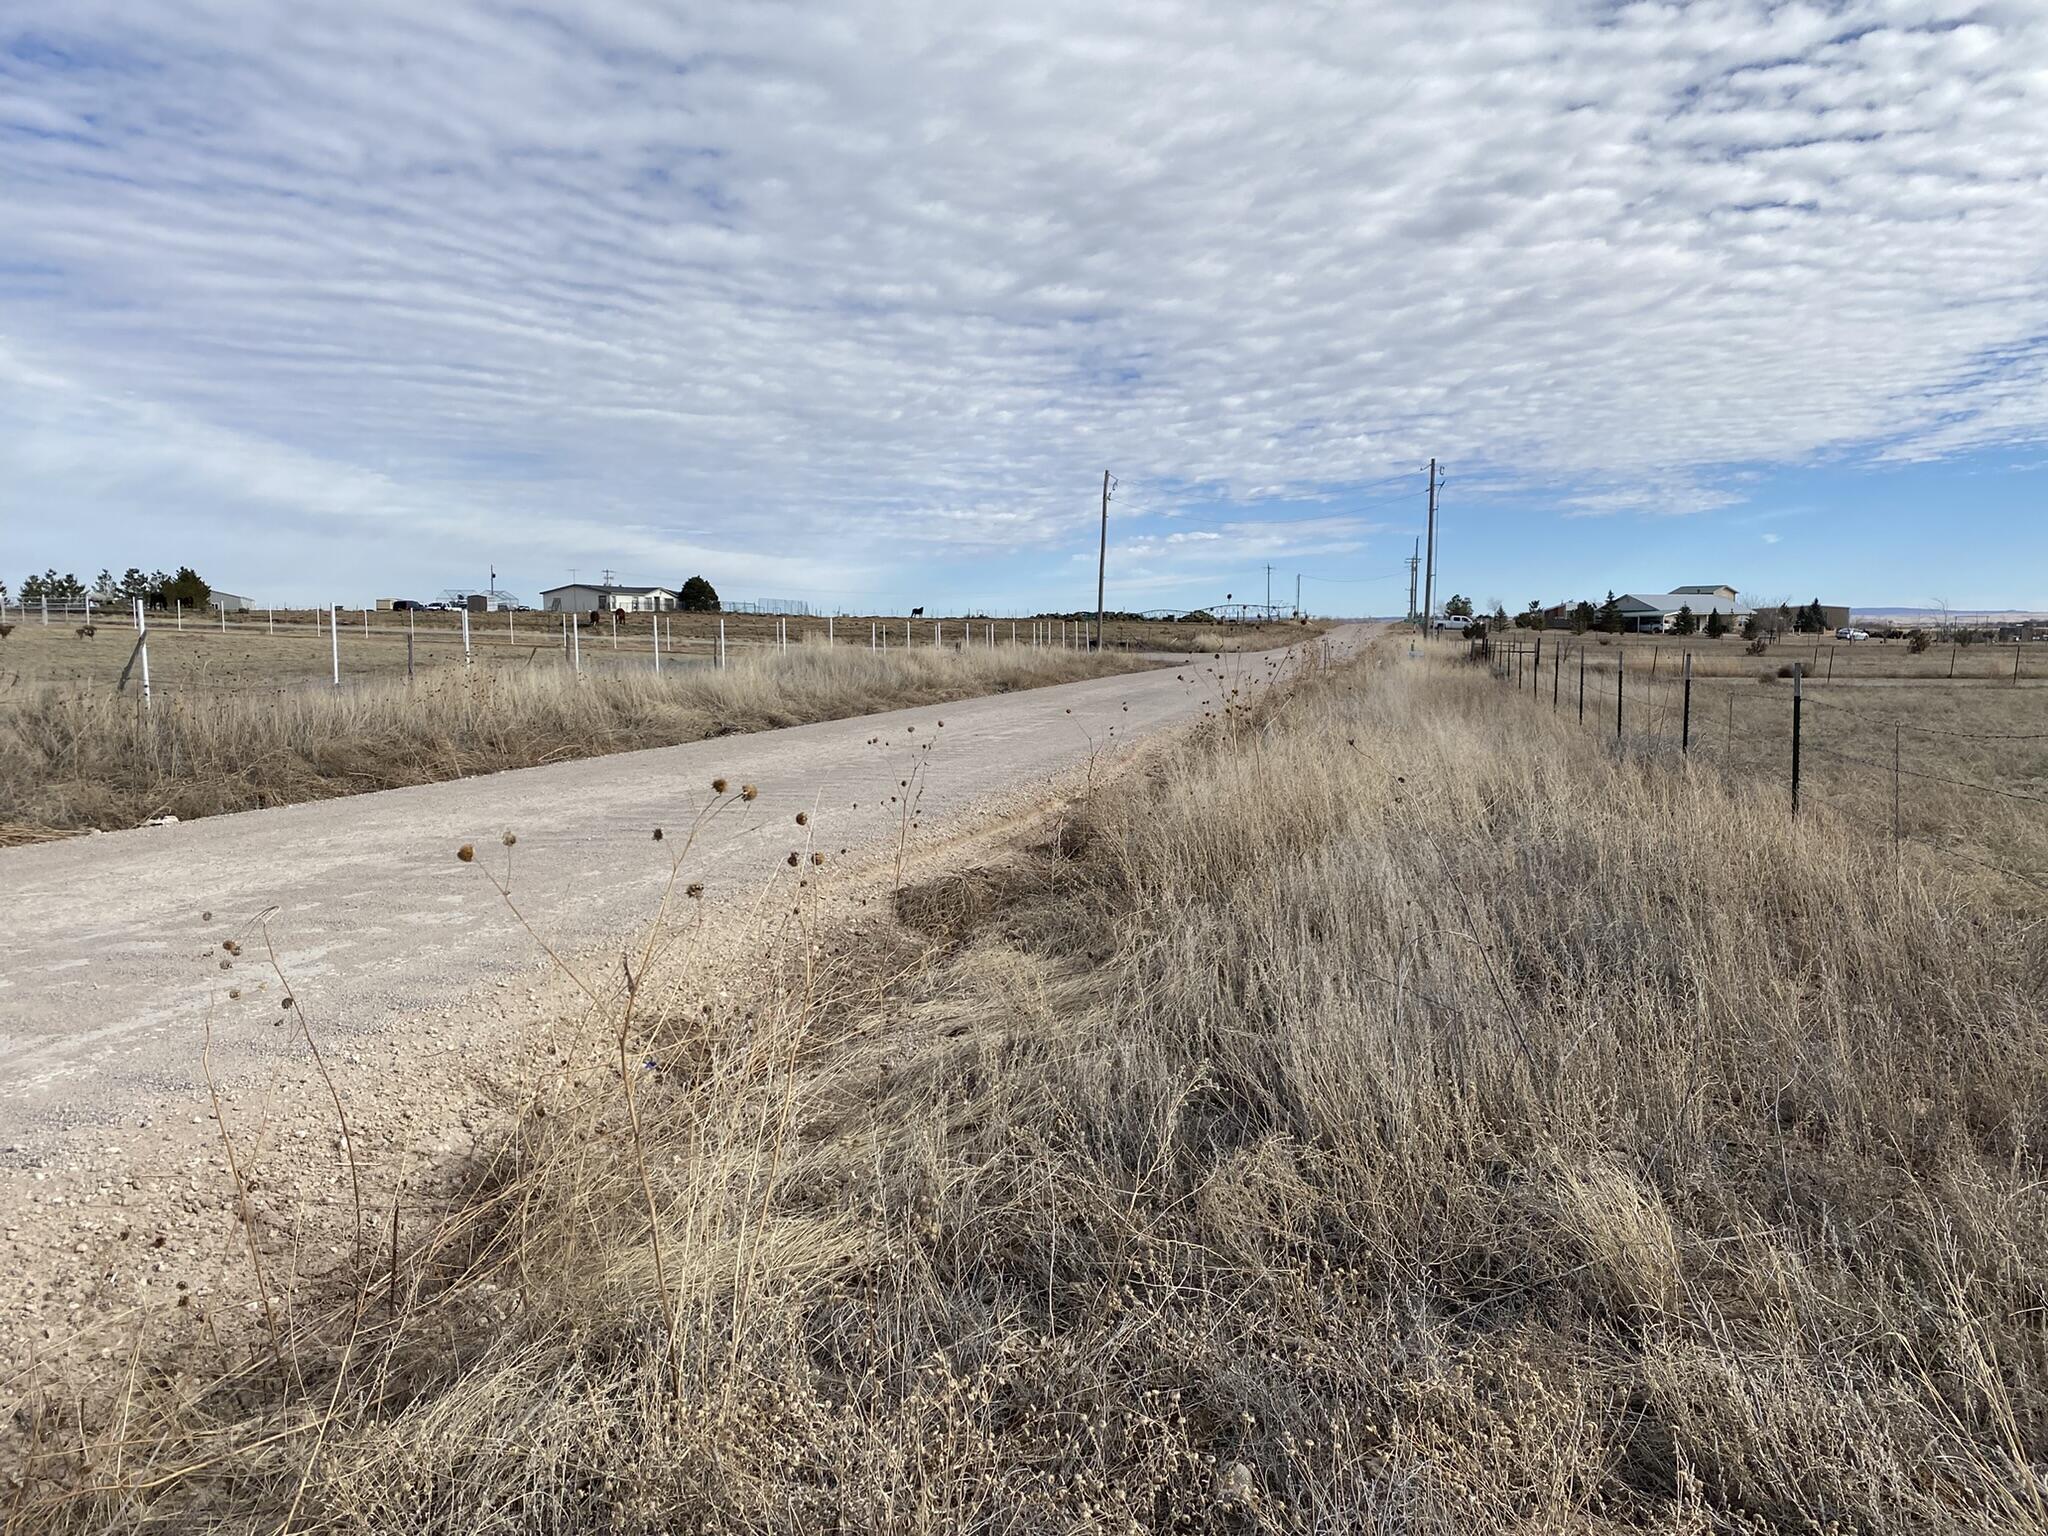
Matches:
[[827, 614, 834, 645], [611, 609, 618, 648], [461, 605, 472, 664], [362, 607, 369, 639], [268, 605, 274, 636], [40, 594, 48, 626], [135, 598, 152, 708], [329, 604, 340, 686], [571, 614, 581, 674], [652, 613, 661, 673], [718, 617, 726, 669], [871, 621, 877, 652]]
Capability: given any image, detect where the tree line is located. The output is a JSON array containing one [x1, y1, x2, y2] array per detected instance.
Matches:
[[1442, 592, 1836, 640], [5, 567, 213, 610]]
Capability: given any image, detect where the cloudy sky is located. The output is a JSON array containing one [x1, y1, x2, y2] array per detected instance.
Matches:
[[4, 0, 2046, 613]]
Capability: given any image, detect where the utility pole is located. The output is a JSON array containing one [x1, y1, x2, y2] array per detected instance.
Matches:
[[1095, 471, 1114, 651], [1422, 458, 1439, 629], [1295, 572, 1301, 619], [1406, 538, 1420, 626], [1265, 564, 1273, 620]]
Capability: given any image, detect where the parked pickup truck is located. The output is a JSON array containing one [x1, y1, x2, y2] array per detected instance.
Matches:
[[1835, 626, 1870, 641], [1430, 614, 1476, 631]]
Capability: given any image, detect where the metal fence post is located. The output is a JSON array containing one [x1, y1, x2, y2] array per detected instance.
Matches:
[[461, 606, 472, 664], [1616, 654, 1624, 740], [1892, 723, 1901, 855], [1791, 666, 1803, 816], [718, 617, 726, 669], [330, 604, 340, 687], [1552, 644, 1560, 709], [1681, 652, 1693, 753], [1578, 650, 1585, 723]]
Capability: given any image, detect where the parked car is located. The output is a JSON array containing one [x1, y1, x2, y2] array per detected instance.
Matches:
[[424, 601, 448, 611], [1835, 626, 1870, 641], [391, 599, 426, 611], [1430, 614, 1475, 631]]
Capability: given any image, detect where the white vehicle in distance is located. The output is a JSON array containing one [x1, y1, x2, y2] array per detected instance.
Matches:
[[1835, 626, 1870, 641], [1429, 614, 1475, 631]]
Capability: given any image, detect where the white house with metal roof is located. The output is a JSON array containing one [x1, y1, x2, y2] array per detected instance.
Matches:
[[540, 582, 678, 613]]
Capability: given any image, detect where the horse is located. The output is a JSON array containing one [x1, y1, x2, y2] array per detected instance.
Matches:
[[910, 606, 925, 618]]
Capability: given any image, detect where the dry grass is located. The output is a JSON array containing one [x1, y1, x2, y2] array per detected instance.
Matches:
[[1487, 627, 2048, 682], [0, 611, 1314, 700], [14, 644, 2048, 1531], [1486, 636, 2048, 889], [0, 643, 1149, 838]]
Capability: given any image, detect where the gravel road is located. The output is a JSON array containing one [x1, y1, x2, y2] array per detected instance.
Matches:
[[0, 636, 1346, 1154]]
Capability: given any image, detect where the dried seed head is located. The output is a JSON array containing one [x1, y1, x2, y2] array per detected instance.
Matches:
[[502, 831, 517, 846], [281, 995, 295, 1009], [741, 784, 758, 801], [786, 851, 800, 867], [712, 777, 728, 793], [686, 882, 704, 899], [653, 827, 664, 841], [456, 844, 475, 862], [810, 852, 825, 866], [794, 811, 808, 826]]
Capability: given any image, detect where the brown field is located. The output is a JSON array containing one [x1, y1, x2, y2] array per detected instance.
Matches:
[[1453, 625, 2048, 682], [0, 609, 1322, 702], [16, 641, 2048, 1531], [1477, 631, 2048, 893]]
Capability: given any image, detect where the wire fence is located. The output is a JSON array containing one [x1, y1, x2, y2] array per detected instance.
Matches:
[[0, 603, 1115, 707], [1470, 632, 2048, 895]]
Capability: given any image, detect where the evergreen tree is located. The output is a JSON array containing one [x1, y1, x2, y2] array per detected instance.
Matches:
[[1705, 607, 1727, 639], [1443, 593, 1473, 617], [161, 567, 211, 610], [1597, 591, 1623, 633], [1569, 599, 1596, 633], [1673, 603, 1698, 636], [678, 575, 721, 612]]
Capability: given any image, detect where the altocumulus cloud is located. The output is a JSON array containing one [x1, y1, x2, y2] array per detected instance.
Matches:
[[2, 0, 2046, 600]]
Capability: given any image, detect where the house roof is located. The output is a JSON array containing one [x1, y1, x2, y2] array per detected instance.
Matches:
[[1616, 592, 1752, 615], [539, 582, 675, 595]]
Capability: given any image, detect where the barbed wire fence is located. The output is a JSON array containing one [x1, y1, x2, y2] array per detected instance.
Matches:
[[1469, 631, 2048, 896]]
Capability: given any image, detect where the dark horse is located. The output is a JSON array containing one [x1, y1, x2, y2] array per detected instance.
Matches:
[[910, 606, 925, 618]]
